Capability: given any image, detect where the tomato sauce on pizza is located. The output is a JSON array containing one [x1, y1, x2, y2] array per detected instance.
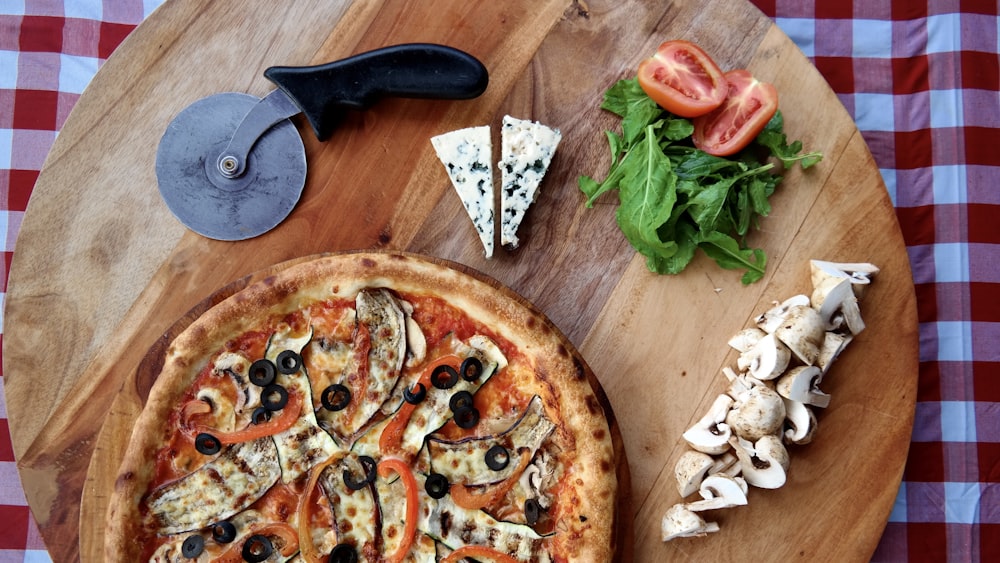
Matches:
[[107, 252, 620, 562]]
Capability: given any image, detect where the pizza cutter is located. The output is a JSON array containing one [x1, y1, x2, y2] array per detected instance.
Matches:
[[156, 43, 489, 241]]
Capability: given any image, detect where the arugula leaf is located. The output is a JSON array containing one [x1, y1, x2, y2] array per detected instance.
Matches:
[[614, 124, 679, 262], [662, 116, 695, 141], [650, 220, 699, 275], [578, 77, 821, 284], [696, 230, 767, 285], [579, 147, 633, 206], [601, 78, 662, 146], [756, 111, 823, 169], [672, 149, 744, 178], [687, 175, 737, 232]]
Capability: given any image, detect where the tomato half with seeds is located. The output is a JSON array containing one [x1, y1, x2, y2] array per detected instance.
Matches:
[[637, 40, 728, 118], [692, 69, 779, 156]]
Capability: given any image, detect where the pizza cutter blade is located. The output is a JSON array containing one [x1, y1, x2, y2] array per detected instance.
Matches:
[[156, 44, 489, 241]]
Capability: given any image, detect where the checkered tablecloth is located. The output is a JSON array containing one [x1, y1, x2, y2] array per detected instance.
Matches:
[[2, 1, 998, 561]]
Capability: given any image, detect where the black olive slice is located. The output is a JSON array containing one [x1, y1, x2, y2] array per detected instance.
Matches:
[[430, 364, 459, 389], [251, 406, 271, 425], [448, 390, 474, 413], [261, 384, 289, 411], [460, 356, 484, 382], [211, 520, 237, 544], [485, 444, 510, 471], [241, 534, 273, 563], [248, 359, 276, 387], [403, 382, 427, 405], [329, 543, 359, 563], [343, 455, 377, 491], [181, 534, 204, 558], [425, 472, 450, 499], [525, 498, 542, 526], [321, 384, 351, 411], [453, 405, 480, 429], [194, 433, 221, 455], [275, 350, 302, 374]]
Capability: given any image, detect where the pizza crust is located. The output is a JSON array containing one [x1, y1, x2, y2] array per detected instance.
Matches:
[[105, 251, 619, 561]]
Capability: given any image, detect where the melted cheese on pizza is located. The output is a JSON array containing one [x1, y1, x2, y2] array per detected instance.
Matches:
[[138, 287, 582, 563], [145, 437, 281, 535], [427, 395, 554, 486], [266, 325, 340, 483]]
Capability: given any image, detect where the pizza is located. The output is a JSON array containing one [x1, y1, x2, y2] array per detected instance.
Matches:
[[105, 251, 621, 562]]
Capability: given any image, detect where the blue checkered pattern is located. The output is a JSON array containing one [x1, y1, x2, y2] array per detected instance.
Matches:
[[759, 2, 1000, 561]]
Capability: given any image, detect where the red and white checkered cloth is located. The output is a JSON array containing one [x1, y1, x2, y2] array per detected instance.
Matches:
[[1, 1, 998, 561]]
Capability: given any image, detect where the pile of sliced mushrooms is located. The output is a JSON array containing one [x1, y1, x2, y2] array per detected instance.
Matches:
[[662, 260, 880, 541]]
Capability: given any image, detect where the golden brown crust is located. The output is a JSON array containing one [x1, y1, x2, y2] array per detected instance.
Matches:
[[105, 251, 617, 561]]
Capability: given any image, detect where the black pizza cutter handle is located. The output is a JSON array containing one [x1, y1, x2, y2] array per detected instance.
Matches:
[[263, 43, 489, 141]]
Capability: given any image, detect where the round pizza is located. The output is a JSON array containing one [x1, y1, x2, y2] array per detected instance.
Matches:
[[105, 251, 621, 562]]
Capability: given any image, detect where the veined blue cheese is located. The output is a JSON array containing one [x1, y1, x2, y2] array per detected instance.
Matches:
[[498, 115, 562, 251], [430, 126, 495, 258]]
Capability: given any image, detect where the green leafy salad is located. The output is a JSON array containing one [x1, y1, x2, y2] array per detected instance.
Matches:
[[578, 77, 823, 284]]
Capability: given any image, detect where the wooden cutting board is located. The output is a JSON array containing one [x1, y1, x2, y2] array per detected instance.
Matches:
[[2, 0, 918, 562]]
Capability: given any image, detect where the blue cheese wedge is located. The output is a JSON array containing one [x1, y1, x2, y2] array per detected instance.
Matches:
[[430, 126, 495, 258], [498, 115, 562, 251]]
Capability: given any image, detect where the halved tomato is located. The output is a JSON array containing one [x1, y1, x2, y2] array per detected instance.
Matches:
[[692, 69, 778, 156], [637, 40, 728, 118]]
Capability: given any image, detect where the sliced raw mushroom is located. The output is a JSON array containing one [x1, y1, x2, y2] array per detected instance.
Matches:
[[813, 267, 873, 335], [782, 398, 818, 445], [661, 504, 720, 541], [811, 275, 868, 335], [727, 327, 767, 353], [674, 450, 716, 498], [839, 294, 867, 335], [755, 294, 810, 334], [737, 333, 792, 381], [682, 394, 735, 455], [725, 385, 786, 442], [729, 435, 790, 489], [723, 368, 760, 400], [811, 276, 854, 330], [817, 331, 853, 375], [810, 259, 880, 299], [773, 305, 826, 365], [709, 451, 741, 477], [661, 258, 878, 543], [776, 365, 831, 408], [685, 473, 749, 511]]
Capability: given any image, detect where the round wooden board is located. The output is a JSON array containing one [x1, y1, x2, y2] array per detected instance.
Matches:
[[3, 1, 917, 562], [83, 251, 635, 561]]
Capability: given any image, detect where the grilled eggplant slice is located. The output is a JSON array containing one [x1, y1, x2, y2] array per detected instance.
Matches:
[[145, 437, 280, 534], [427, 395, 554, 486]]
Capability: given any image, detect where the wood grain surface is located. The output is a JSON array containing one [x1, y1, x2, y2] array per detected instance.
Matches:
[[2, 0, 918, 562]]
